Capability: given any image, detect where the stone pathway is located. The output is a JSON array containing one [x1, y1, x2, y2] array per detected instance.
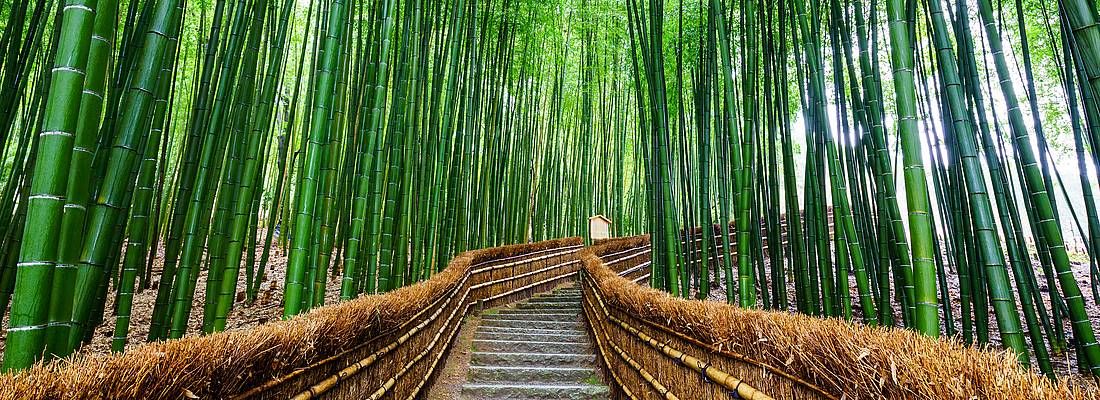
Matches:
[[459, 286, 609, 399]]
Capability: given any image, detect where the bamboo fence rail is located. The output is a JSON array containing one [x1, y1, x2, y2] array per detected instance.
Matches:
[[3, 233, 1094, 400], [0, 237, 584, 400], [580, 235, 1096, 400]]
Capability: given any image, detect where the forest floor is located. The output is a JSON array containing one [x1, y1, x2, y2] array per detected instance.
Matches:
[[0, 228, 344, 356], [424, 314, 480, 400], [79, 231, 343, 355], [697, 253, 1100, 382], [1, 229, 1097, 388]]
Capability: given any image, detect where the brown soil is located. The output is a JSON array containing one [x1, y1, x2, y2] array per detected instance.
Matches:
[[0, 228, 345, 355], [425, 314, 480, 400], [82, 235, 341, 354]]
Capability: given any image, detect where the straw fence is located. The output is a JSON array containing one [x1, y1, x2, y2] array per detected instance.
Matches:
[[0, 237, 584, 400], [580, 235, 1095, 400], [4, 232, 1094, 400]]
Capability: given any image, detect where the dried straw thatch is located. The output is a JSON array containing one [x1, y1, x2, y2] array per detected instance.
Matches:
[[0, 237, 583, 400], [581, 235, 1097, 400], [6, 233, 1086, 400]]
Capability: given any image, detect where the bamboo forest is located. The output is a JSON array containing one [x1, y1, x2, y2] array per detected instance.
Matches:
[[0, 0, 1099, 398]]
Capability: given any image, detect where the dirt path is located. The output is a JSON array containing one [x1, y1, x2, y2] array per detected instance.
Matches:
[[425, 314, 480, 400]]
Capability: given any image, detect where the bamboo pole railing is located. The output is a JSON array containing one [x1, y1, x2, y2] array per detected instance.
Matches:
[[0, 237, 584, 400], [7, 231, 1092, 400], [255, 239, 585, 400], [581, 249, 793, 400], [580, 235, 1094, 400]]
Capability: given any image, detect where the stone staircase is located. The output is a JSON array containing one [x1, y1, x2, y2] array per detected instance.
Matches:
[[461, 286, 609, 399]]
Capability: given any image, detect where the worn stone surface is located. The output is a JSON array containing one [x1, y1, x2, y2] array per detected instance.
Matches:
[[459, 286, 608, 399]]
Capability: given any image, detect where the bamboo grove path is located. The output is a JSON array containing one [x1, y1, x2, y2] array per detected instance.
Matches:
[[441, 285, 610, 399], [1, 235, 1091, 400]]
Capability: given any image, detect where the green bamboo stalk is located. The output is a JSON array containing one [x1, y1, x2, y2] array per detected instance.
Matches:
[[884, 0, 939, 337], [285, 0, 350, 316], [3, 0, 99, 370], [68, 0, 182, 352], [985, 0, 1100, 373]]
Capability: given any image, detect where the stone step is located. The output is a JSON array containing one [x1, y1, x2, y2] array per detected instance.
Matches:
[[481, 318, 584, 331], [526, 300, 581, 306], [497, 308, 582, 315], [514, 300, 582, 307], [534, 292, 581, 297], [475, 330, 588, 343], [526, 296, 581, 303], [473, 338, 591, 353], [467, 365, 596, 384], [477, 325, 587, 337], [460, 383, 609, 399], [551, 293, 582, 298], [515, 302, 582, 310], [457, 286, 606, 399], [482, 312, 580, 322], [470, 351, 596, 368]]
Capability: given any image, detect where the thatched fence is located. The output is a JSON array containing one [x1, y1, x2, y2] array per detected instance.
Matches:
[[0, 237, 584, 400], [5, 233, 1096, 399], [580, 235, 1095, 400]]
